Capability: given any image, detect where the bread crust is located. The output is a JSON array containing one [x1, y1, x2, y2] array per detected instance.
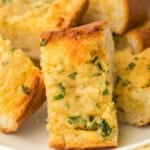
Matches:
[[41, 21, 106, 43], [49, 139, 117, 149], [127, 27, 150, 53], [0, 72, 45, 133], [67, 0, 89, 27], [120, 0, 148, 34]]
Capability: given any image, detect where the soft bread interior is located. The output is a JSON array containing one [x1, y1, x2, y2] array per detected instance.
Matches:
[[82, 0, 126, 34], [115, 49, 150, 126], [0, 0, 88, 59], [98, 0, 126, 34]]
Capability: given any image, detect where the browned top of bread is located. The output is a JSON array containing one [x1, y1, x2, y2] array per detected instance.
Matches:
[[41, 21, 107, 41]]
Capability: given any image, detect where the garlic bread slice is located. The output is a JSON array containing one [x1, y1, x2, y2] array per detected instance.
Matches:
[[0, 36, 45, 133], [115, 48, 150, 126], [41, 21, 118, 149]]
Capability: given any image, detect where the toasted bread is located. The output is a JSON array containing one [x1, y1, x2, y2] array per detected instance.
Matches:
[[0, 0, 88, 59], [127, 21, 150, 53], [82, 0, 103, 24], [82, 0, 149, 34], [115, 48, 150, 126], [41, 21, 118, 149], [0, 35, 45, 133]]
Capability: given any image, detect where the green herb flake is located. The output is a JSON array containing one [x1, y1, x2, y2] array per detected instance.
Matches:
[[102, 89, 109, 96], [122, 80, 131, 87], [147, 65, 150, 71], [3, 0, 11, 4], [134, 57, 138, 60], [1, 61, 8, 66], [68, 116, 81, 124], [96, 63, 104, 71], [115, 76, 121, 85], [91, 72, 102, 77], [10, 48, 15, 52], [57, 83, 65, 95], [54, 94, 64, 100], [40, 39, 48, 46], [91, 56, 98, 64], [96, 103, 100, 108], [21, 85, 30, 95], [97, 119, 112, 137], [105, 81, 110, 86], [68, 72, 78, 80], [126, 62, 136, 70]]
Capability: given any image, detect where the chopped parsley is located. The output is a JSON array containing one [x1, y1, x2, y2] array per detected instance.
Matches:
[[40, 39, 48, 46], [54, 83, 65, 100], [67, 116, 113, 136], [96, 63, 104, 71], [3, 0, 11, 4], [102, 89, 109, 96], [97, 119, 112, 137], [122, 79, 131, 87], [126, 62, 136, 70], [105, 81, 110, 86], [54, 94, 64, 100], [10, 48, 15, 52], [21, 85, 30, 95], [1, 61, 8, 66], [147, 64, 150, 71], [91, 56, 98, 64], [115, 76, 121, 85], [68, 116, 81, 124], [96, 103, 101, 108], [68, 72, 78, 80], [91, 72, 102, 77], [134, 57, 138, 61], [57, 83, 65, 95]]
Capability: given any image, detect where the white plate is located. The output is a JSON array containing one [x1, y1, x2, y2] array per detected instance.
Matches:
[[0, 103, 150, 150]]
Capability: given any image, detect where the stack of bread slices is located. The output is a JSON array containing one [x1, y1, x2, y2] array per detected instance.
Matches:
[[0, 0, 149, 149]]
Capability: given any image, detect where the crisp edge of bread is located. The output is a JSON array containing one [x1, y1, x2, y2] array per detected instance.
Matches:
[[41, 21, 108, 42], [0, 71, 45, 133], [49, 139, 117, 149]]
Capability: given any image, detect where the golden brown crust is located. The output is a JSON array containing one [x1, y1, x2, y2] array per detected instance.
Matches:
[[51, 0, 89, 29], [49, 139, 117, 149], [127, 27, 150, 53], [68, 0, 89, 27], [41, 21, 106, 43], [120, 0, 148, 34], [16, 72, 46, 132], [135, 27, 150, 51], [0, 72, 45, 133]]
